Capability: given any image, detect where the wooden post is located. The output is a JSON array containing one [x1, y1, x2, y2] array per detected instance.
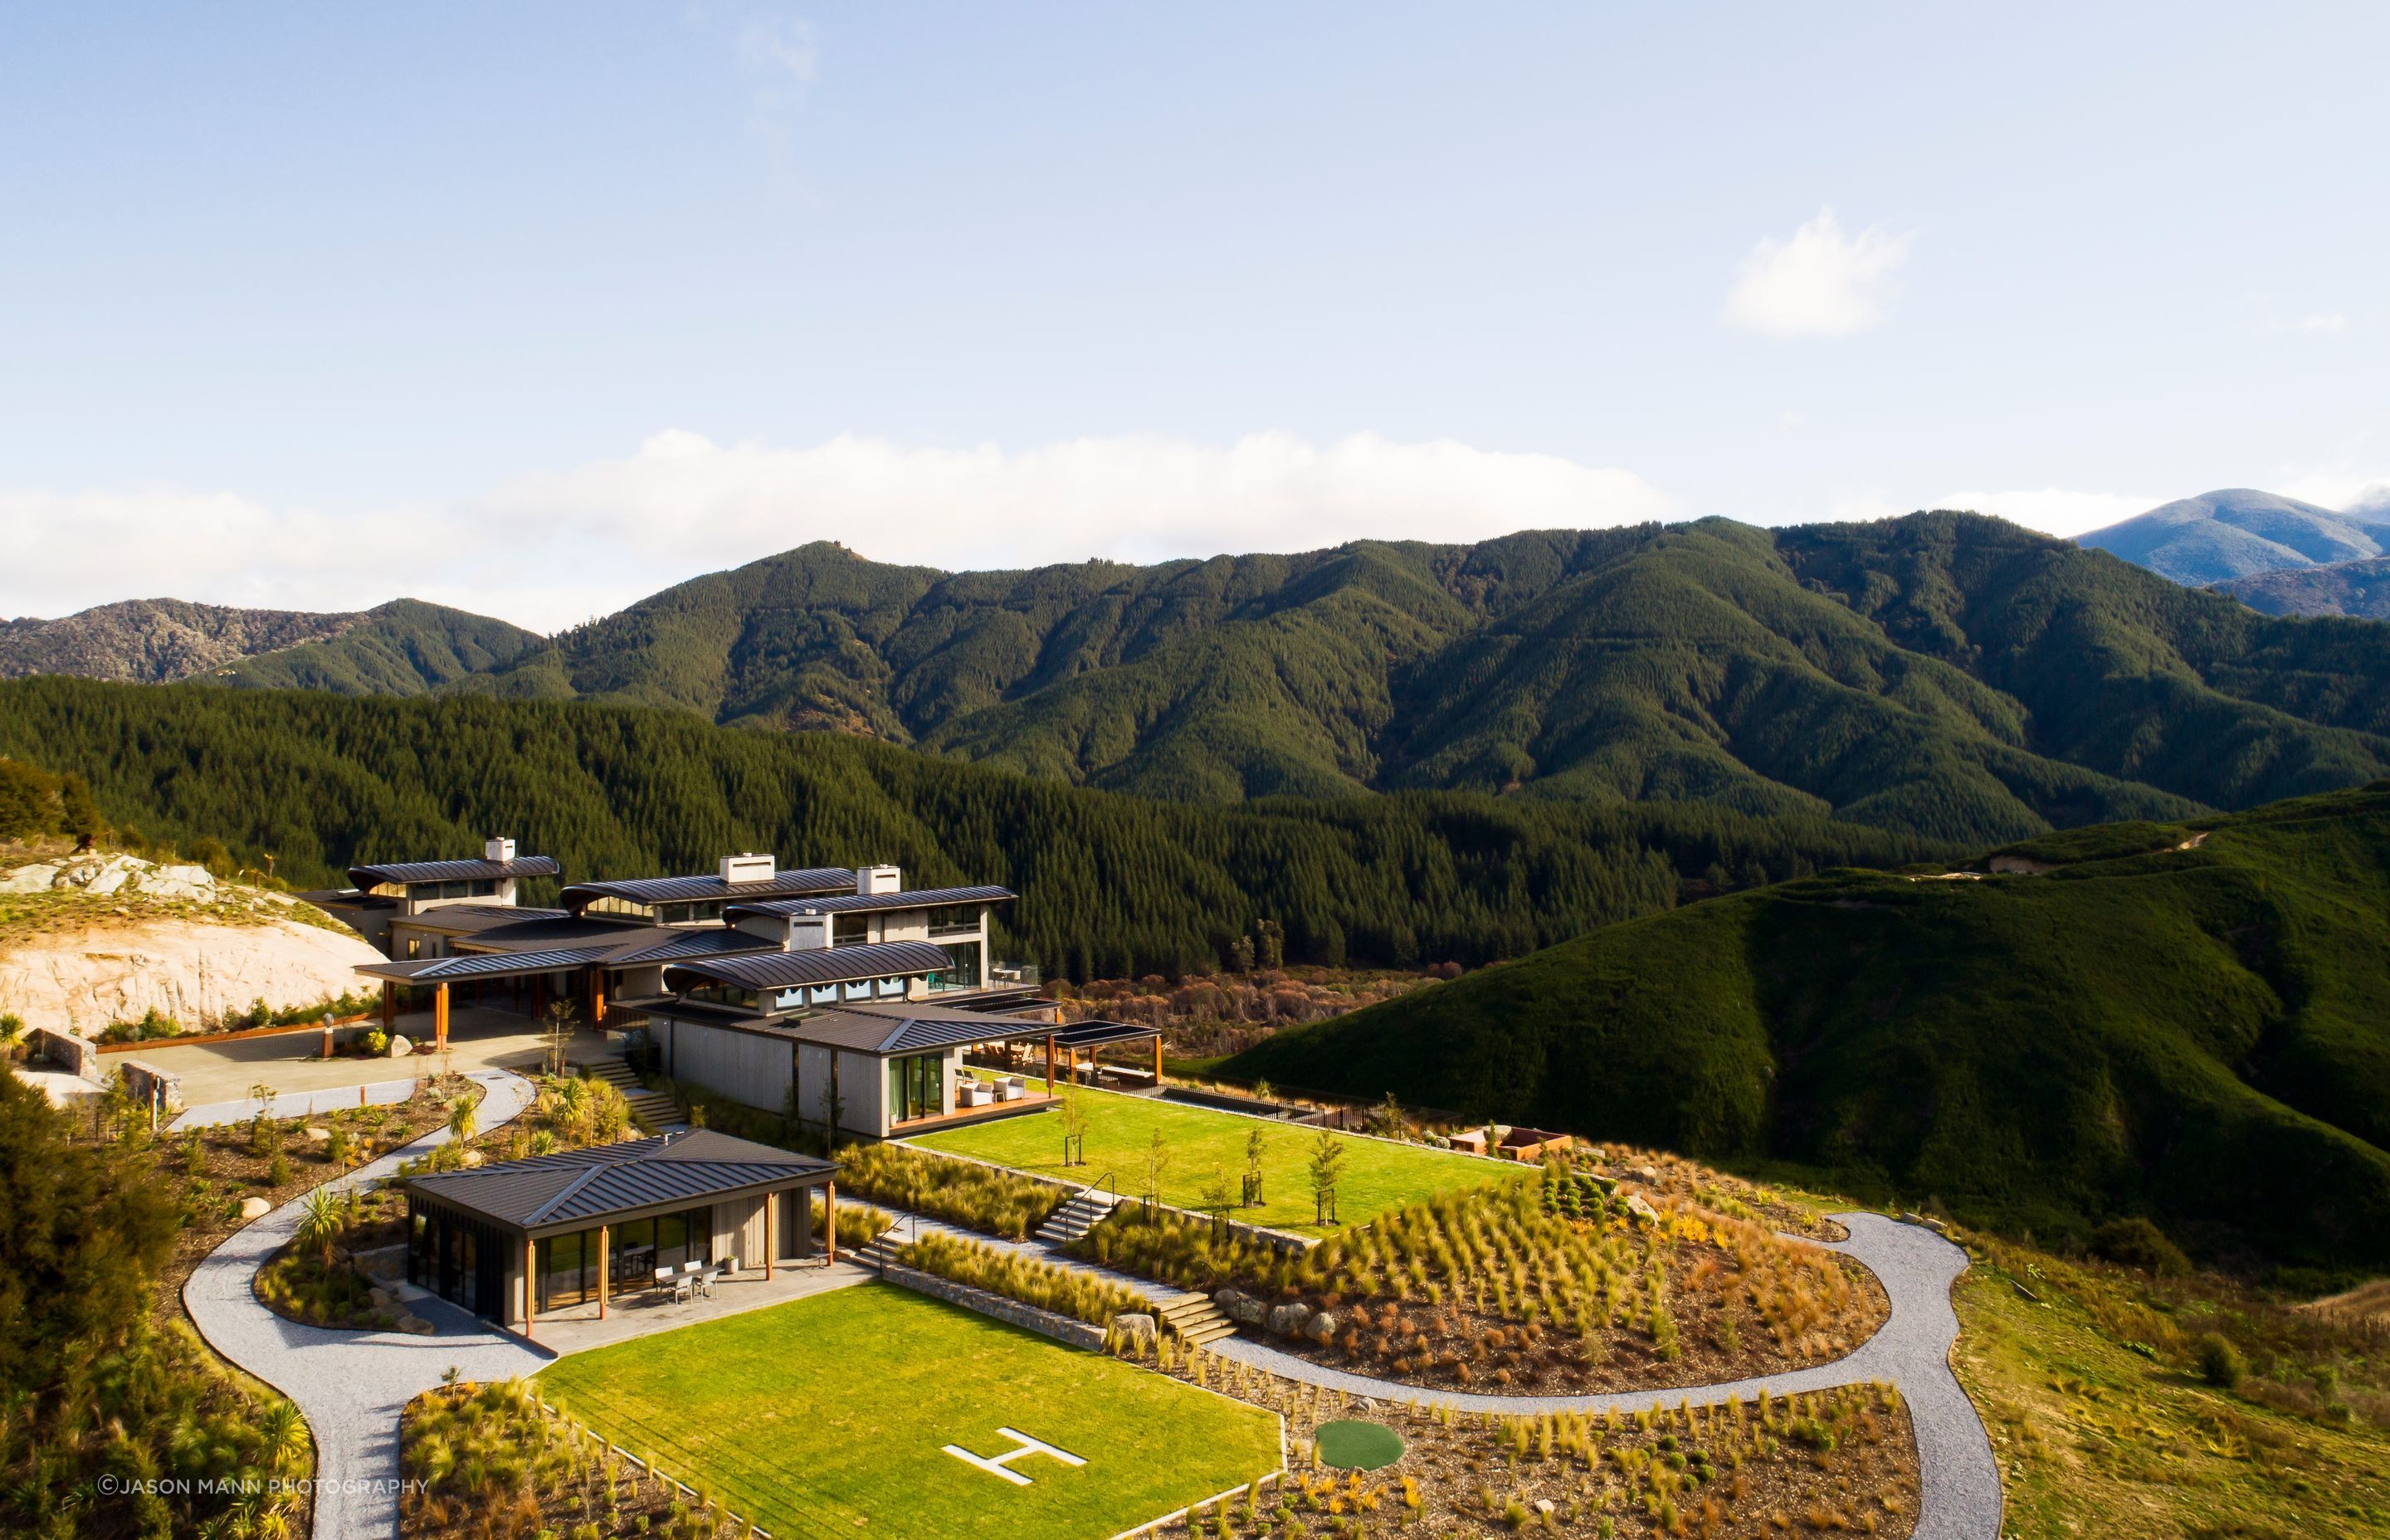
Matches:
[[598, 1225, 610, 1320], [588, 966, 607, 1026], [435, 982, 450, 1051], [1044, 1034, 1056, 1092], [381, 982, 395, 1031], [322, 1021, 334, 1060], [524, 1236, 537, 1340], [1153, 1033, 1163, 1082], [764, 1192, 776, 1280], [823, 1182, 836, 1265]]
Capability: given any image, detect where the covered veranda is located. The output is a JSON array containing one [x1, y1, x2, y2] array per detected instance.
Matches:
[[968, 1018, 1168, 1095], [355, 946, 635, 1054]]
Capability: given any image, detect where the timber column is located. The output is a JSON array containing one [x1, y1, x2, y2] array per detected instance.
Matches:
[[433, 982, 451, 1051]]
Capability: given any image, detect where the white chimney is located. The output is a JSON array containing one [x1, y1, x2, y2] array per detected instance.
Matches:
[[858, 865, 901, 895], [783, 912, 832, 952], [484, 836, 515, 863], [720, 852, 778, 886]]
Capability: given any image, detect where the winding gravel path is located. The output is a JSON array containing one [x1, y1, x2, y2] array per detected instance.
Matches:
[[182, 1069, 547, 1540]]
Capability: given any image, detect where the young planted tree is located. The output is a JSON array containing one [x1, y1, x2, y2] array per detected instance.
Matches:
[[1243, 1123, 1269, 1208], [1199, 1167, 1237, 1240], [1141, 1127, 1171, 1216], [1059, 1090, 1088, 1167], [1307, 1127, 1347, 1227], [297, 1187, 345, 1266], [540, 1001, 579, 1077]]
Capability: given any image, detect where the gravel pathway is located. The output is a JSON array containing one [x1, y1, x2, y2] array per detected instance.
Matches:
[[182, 1069, 547, 1540]]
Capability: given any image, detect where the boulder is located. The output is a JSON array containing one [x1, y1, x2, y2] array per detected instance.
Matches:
[[397, 1313, 436, 1336], [368, 1286, 395, 1310], [1626, 1193, 1660, 1224], [1534, 1499, 1557, 1518], [1111, 1313, 1158, 1348], [1631, 1164, 1661, 1185], [1266, 1301, 1314, 1338], [1214, 1288, 1267, 1326], [304, 1126, 331, 1143], [388, 1034, 412, 1058], [1301, 1311, 1339, 1345], [239, 1196, 271, 1221]]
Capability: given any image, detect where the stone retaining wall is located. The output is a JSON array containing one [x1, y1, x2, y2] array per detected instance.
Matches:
[[31, 1026, 98, 1080], [871, 1259, 1109, 1351]]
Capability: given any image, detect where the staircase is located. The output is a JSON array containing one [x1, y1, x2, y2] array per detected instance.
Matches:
[[1154, 1291, 1236, 1347], [853, 1232, 907, 1270], [1034, 1187, 1121, 1246], [583, 1056, 683, 1132]]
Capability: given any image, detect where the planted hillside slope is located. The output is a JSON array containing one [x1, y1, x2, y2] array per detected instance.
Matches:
[[2077, 488, 2390, 585], [1227, 786, 2390, 1267], [2219, 556, 2390, 619], [455, 515, 2390, 844], [0, 676, 1941, 977]]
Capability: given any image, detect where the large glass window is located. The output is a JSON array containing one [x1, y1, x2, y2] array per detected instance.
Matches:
[[887, 1052, 944, 1124], [931, 942, 981, 990], [926, 904, 980, 937], [604, 1209, 714, 1289], [833, 914, 871, 946]]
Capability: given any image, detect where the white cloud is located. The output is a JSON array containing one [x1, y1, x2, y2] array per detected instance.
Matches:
[[1724, 207, 1910, 339], [0, 431, 1678, 633], [1931, 487, 2158, 538]]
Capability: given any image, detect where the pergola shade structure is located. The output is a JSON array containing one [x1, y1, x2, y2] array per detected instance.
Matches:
[[400, 1130, 840, 1334]]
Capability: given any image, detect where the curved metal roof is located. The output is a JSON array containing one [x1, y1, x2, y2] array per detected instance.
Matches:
[[559, 867, 856, 909], [725, 884, 1015, 919], [349, 855, 561, 888], [663, 939, 955, 992]]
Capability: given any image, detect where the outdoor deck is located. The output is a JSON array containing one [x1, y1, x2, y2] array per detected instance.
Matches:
[[889, 1089, 1058, 1136], [513, 1256, 877, 1356]]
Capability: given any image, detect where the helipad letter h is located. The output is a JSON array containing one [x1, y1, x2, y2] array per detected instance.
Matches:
[[939, 1427, 1086, 1486]]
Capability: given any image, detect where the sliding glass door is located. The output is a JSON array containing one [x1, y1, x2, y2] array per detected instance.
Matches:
[[887, 1052, 944, 1125]]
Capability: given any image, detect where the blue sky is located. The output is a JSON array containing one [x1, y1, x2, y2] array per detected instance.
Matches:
[[2, 2, 2385, 628]]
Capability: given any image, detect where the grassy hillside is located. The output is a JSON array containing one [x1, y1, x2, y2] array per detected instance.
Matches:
[[207, 597, 541, 694], [0, 675, 1939, 979], [1225, 785, 2390, 1267], [444, 514, 2390, 846]]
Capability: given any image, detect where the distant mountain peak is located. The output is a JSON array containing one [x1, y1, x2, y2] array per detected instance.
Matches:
[[2079, 489, 2390, 586]]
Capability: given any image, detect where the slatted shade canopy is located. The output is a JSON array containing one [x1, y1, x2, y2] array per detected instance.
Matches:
[[724, 884, 1016, 919], [559, 867, 856, 911]]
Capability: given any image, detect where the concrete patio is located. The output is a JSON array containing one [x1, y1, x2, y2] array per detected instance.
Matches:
[[514, 1255, 878, 1356]]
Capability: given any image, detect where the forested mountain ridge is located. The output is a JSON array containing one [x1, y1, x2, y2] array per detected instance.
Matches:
[[1225, 784, 2390, 1269], [0, 676, 1944, 979], [453, 513, 2390, 846], [0, 596, 539, 694]]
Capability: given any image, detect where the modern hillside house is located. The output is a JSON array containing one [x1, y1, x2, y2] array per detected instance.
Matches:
[[330, 850, 1036, 1057], [637, 943, 1161, 1139], [398, 1129, 840, 1333]]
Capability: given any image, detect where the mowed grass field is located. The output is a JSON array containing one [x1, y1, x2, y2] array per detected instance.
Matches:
[[909, 1084, 1516, 1232], [536, 1283, 1281, 1540]]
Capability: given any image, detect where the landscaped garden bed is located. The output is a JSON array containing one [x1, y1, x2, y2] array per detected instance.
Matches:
[[1080, 1162, 1888, 1396], [1140, 1339, 1920, 1538], [895, 1229, 1151, 1329], [836, 1139, 1066, 1239], [400, 1378, 731, 1540]]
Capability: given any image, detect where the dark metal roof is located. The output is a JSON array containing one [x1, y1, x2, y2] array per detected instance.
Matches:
[[362, 943, 627, 983], [662, 939, 955, 992], [783, 1005, 1057, 1055], [390, 905, 573, 935], [403, 1130, 833, 1235], [726, 885, 1016, 919], [348, 855, 561, 887], [606, 928, 775, 964], [560, 868, 855, 909], [1051, 1019, 1163, 1049]]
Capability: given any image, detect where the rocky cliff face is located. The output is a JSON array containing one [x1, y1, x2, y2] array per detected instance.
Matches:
[[0, 854, 382, 1034], [0, 599, 366, 682]]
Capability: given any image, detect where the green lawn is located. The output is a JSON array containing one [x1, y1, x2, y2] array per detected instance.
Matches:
[[536, 1283, 1281, 1540], [909, 1084, 1517, 1232]]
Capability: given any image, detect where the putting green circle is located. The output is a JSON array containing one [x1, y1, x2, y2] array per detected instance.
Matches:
[[1314, 1419, 1404, 1471]]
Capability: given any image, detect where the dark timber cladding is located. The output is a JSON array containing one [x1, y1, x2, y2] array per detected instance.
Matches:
[[401, 1130, 841, 1332]]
